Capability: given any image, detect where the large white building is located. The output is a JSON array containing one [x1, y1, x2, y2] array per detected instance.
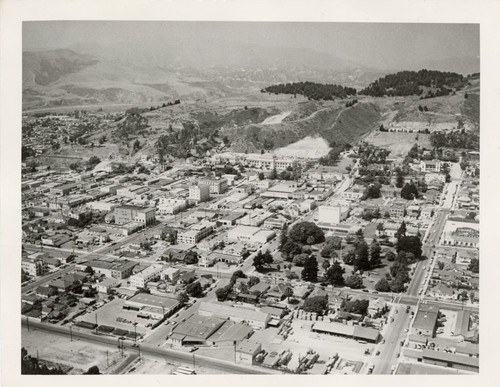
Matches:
[[317, 205, 349, 225], [177, 221, 215, 245], [158, 198, 187, 215], [199, 178, 228, 194], [227, 225, 276, 244], [189, 185, 210, 203], [129, 264, 164, 289]]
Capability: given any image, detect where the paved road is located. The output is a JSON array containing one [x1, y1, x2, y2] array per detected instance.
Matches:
[[22, 318, 278, 374], [373, 305, 412, 375]]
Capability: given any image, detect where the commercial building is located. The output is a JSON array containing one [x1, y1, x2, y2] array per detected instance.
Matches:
[[189, 185, 210, 203], [177, 221, 214, 245], [129, 264, 164, 289], [236, 340, 262, 365], [420, 160, 442, 173], [198, 301, 271, 329], [411, 305, 439, 337], [158, 198, 187, 215], [227, 225, 276, 244], [125, 293, 180, 319], [420, 349, 479, 372], [311, 321, 380, 343], [317, 205, 349, 225], [76, 259, 137, 280], [114, 205, 156, 226], [199, 178, 228, 194], [22, 255, 47, 277]]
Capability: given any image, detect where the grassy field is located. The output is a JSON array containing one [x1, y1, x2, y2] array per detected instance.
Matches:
[[364, 131, 432, 158]]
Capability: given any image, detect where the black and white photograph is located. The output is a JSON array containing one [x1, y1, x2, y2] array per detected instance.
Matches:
[[1, 0, 499, 385]]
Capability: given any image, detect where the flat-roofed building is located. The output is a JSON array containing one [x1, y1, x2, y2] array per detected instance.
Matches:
[[125, 293, 180, 319], [198, 301, 271, 329], [189, 185, 210, 203], [130, 264, 164, 289], [199, 178, 228, 194], [177, 221, 214, 245], [158, 198, 187, 215], [236, 340, 262, 365], [114, 205, 155, 226], [411, 305, 439, 337]]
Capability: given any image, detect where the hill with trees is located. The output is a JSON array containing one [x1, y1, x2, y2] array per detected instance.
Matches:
[[262, 81, 356, 101], [359, 69, 468, 97]]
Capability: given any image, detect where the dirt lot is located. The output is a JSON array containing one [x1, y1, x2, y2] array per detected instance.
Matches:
[[22, 326, 124, 374]]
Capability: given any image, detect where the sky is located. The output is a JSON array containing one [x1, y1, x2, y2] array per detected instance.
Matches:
[[23, 21, 479, 70]]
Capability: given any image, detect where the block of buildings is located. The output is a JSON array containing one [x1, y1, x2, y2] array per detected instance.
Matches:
[[199, 178, 228, 194], [114, 205, 156, 226], [188, 185, 210, 203]]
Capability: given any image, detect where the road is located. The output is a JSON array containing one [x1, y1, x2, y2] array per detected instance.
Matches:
[[22, 318, 278, 374], [373, 304, 412, 375], [22, 264, 76, 293], [406, 209, 449, 297]]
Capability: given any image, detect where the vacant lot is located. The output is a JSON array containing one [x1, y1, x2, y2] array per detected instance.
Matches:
[[22, 326, 124, 374], [272, 136, 331, 159]]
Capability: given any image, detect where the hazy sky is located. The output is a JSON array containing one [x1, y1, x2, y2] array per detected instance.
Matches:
[[23, 21, 479, 70]]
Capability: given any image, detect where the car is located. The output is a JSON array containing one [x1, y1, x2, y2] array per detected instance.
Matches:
[[404, 328, 409, 333], [189, 346, 199, 352], [375, 351, 380, 356]]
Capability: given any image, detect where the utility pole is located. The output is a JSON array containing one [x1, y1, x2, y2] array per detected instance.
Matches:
[[95, 313, 98, 335], [26, 316, 30, 332], [106, 350, 109, 367], [133, 322, 138, 346], [192, 352, 196, 370], [70, 324, 73, 341]]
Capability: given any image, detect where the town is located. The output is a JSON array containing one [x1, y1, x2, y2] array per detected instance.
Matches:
[[21, 112, 479, 375]]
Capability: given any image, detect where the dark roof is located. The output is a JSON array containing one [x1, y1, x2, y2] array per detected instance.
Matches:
[[422, 349, 479, 368]]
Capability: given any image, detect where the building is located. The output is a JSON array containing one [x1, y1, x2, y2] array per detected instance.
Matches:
[[189, 185, 210, 203], [199, 178, 228, 194], [227, 225, 276, 244], [341, 186, 365, 201], [424, 173, 446, 184], [168, 314, 226, 346], [129, 264, 164, 289], [198, 302, 271, 329], [76, 259, 137, 279], [50, 182, 78, 196], [114, 205, 156, 226], [420, 349, 479, 372], [177, 221, 214, 245], [22, 255, 47, 277], [420, 160, 442, 173], [236, 340, 262, 365], [311, 321, 379, 343], [247, 154, 275, 169], [411, 305, 439, 337], [125, 293, 180, 319], [158, 198, 187, 215], [317, 205, 349, 225], [96, 278, 119, 294]]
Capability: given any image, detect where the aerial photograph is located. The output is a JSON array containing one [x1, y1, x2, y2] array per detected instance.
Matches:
[[20, 21, 479, 375]]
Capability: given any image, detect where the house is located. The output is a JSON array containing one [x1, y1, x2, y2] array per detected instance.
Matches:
[[368, 298, 387, 316], [265, 283, 292, 301], [428, 284, 455, 300], [35, 285, 57, 299], [236, 340, 262, 365], [420, 160, 441, 173]]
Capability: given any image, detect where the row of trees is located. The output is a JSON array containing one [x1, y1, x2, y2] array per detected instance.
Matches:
[[262, 81, 357, 101], [430, 129, 479, 151]]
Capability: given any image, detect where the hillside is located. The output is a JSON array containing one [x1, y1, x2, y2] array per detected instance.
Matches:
[[360, 70, 468, 97]]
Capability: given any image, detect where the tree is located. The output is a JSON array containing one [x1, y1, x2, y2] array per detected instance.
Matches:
[[459, 290, 469, 302], [269, 168, 278, 180], [184, 251, 199, 265], [385, 250, 396, 262], [281, 240, 302, 261], [231, 270, 246, 281], [258, 172, 265, 180], [302, 295, 329, 315], [293, 253, 309, 267], [345, 274, 364, 289], [375, 278, 391, 292], [468, 258, 479, 273], [342, 299, 369, 315], [369, 242, 382, 267], [177, 291, 189, 305], [376, 222, 385, 233], [87, 156, 101, 168], [288, 222, 325, 245], [262, 250, 274, 265], [396, 236, 422, 260], [342, 249, 356, 265], [85, 266, 94, 275], [186, 282, 203, 298], [301, 256, 319, 282], [253, 251, 264, 272], [283, 286, 294, 301], [395, 221, 407, 240], [215, 287, 231, 302], [84, 366, 101, 375], [437, 261, 445, 270], [354, 240, 370, 272], [401, 182, 419, 200], [324, 261, 345, 287], [248, 276, 260, 288], [322, 260, 331, 270]]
